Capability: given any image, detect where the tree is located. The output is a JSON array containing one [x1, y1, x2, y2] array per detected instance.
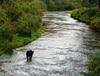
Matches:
[[98, 0, 100, 8], [82, 0, 100, 8]]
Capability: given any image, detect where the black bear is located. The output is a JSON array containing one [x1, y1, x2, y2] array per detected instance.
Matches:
[[26, 50, 34, 62]]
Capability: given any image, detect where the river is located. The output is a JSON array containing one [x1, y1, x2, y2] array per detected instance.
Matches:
[[0, 12, 100, 76]]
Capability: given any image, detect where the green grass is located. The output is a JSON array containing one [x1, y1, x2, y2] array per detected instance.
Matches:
[[0, 26, 45, 55], [12, 26, 44, 47], [66, 10, 73, 14]]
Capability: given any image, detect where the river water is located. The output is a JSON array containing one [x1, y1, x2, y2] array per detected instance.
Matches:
[[0, 12, 100, 76]]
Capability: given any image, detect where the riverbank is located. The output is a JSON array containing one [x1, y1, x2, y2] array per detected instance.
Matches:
[[81, 53, 100, 76], [69, 8, 100, 76], [0, 0, 46, 55], [71, 8, 100, 32], [0, 12, 88, 76], [0, 25, 45, 55]]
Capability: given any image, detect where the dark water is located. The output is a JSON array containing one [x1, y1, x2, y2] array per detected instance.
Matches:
[[0, 12, 100, 76]]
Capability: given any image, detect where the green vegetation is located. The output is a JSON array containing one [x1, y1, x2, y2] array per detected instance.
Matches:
[[81, 0, 100, 8], [70, 0, 100, 76], [0, 0, 100, 75], [0, 0, 46, 55], [71, 8, 100, 75], [71, 8, 100, 31], [0, 0, 84, 55], [42, 0, 82, 11], [71, 0, 100, 31], [81, 53, 100, 76]]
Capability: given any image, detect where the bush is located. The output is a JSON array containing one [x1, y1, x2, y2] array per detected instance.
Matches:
[[0, 25, 13, 41], [71, 8, 100, 76], [0, 0, 46, 55], [7, 6, 22, 21], [82, 53, 100, 76], [71, 8, 100, 31], [0, 41, 13, 54], [19, 0, 46, 16], [91, 17, 100, 31], [0, 7, 8, 26], [16, 13, 42, 37]]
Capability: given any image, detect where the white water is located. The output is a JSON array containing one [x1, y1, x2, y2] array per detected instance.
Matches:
[[1, 12, 96, 76]]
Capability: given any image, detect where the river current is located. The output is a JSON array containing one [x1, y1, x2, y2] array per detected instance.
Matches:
[[0, 12, 100, 76]]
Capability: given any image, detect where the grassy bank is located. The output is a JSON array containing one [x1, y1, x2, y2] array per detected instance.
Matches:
[[0, 0, 46, 55], [71, 8, 100, 32], [81, 53, 100, 76], [70, 8, 100, 76], [0, 25, 45, 55]]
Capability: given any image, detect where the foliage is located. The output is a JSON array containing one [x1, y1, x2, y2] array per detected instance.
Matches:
[[0, 0, 46, 55], [42, 0, 82, 11], [71, 8, 100, 31], [81, 53, 100, 76], [81, 0, 100, 8], [0, 26, 13, 41], [71, 7, 100, 76], [0, 8, 8, 26], [90, 17, 100, 31], [16, 13, 42, 37]]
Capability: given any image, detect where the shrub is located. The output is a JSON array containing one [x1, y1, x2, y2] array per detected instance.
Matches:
[[82, 53, 100, 76], [71, 8, 100, 31], [0, 25, 13, 41], [16, 13, 42, 37], [0, 0, 46, 55], [0, 7, 8, 26], [71, 8, 100, 76], [19, 0, 46, 16], [5, 1, 23, 21], [0, 41, 13, 54], [90, 17, 100, 31]]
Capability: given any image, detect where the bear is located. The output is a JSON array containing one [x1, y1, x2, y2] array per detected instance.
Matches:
[[26, 50, 34, 62]]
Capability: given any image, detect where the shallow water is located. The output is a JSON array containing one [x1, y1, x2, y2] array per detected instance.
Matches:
[[0, 12, 100, 76]]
